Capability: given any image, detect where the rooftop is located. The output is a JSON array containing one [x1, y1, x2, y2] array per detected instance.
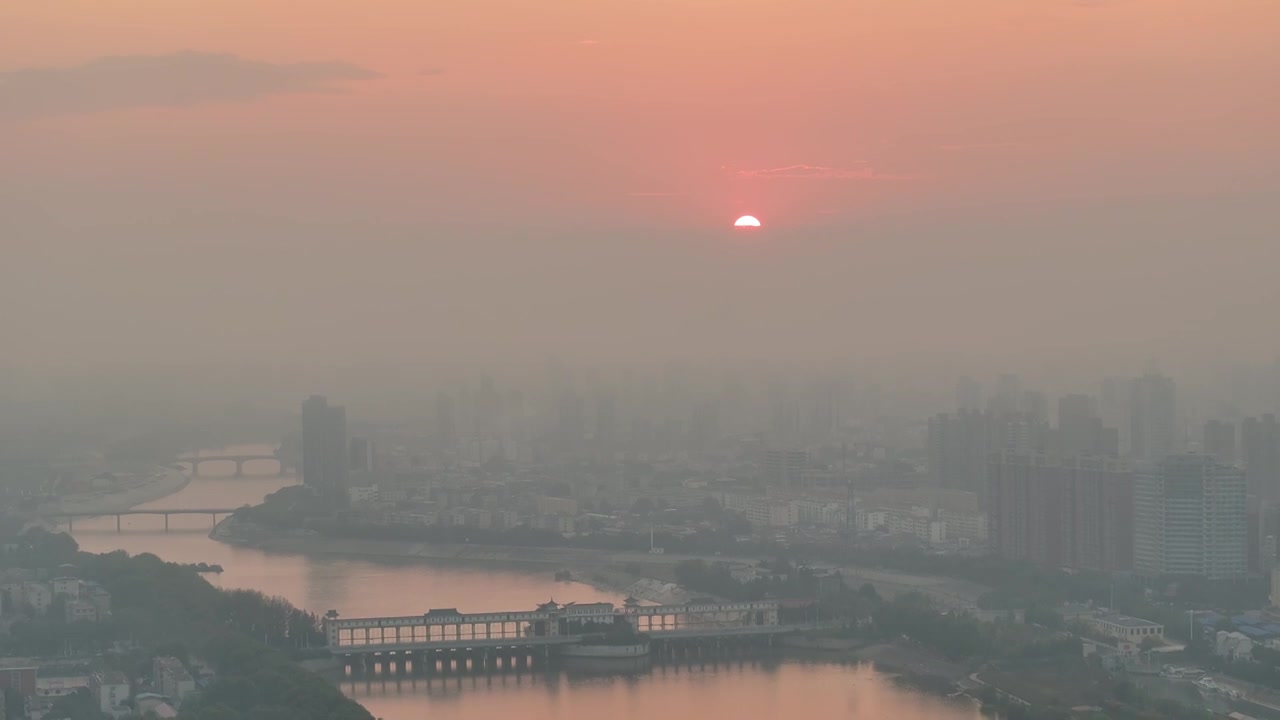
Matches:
[[1096, 613, 1162, 629]]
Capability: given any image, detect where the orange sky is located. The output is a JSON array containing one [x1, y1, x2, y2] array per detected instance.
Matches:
[[5, 0, 1278, 227], [2, 1, 1279, 366]]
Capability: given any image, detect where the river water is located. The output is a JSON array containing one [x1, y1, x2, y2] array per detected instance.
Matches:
[[70, 445, 981, 720]]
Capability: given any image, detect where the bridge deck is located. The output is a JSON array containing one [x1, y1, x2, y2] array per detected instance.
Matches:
[[40, 508, 241, 518]]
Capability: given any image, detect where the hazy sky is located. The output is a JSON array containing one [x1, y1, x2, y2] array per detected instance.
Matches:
[[3, 0, 1278, 370]]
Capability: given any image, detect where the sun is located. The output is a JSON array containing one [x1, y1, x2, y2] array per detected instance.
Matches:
[[734, 215, 761, 228]]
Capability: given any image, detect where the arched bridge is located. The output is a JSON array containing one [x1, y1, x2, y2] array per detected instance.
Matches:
[[174, 453, 291, 477]]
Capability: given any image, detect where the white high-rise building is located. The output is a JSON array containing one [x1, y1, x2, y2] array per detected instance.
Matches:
[[1129, 373, 1177, 464], [1134, 453, 1246, 579]]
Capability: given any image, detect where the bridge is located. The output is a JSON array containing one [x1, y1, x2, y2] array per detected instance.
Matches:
[[323, 598, 797, 668], [42, 508, 243, 532], [173, 453, 290, 477]]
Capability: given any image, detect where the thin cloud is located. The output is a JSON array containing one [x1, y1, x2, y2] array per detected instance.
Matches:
[[626, 191, 681, 197], [735, 163, 912, 180], [938, 141, 1020, 151], [0, 51, 380, 119], [577, 40, 602, 46]]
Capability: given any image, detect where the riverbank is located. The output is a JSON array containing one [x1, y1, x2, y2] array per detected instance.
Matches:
[[212, 515, 706, 604], [53, 466, 191, 516]]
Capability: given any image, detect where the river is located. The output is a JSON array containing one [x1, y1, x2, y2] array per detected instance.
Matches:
[[69, 445, 981, 720]]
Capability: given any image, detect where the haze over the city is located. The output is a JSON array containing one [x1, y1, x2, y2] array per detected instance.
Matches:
[[3, 0, 1278, 374]]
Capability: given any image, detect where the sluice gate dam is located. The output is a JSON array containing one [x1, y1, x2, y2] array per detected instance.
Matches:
[[325, 598, 800, 670]]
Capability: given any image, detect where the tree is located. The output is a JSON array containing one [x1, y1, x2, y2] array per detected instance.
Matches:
[[46, 688, 105, 720], [700, 496, 723, 519]]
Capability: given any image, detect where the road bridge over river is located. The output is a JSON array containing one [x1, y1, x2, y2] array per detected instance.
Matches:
[[40, 508, 243, 531]]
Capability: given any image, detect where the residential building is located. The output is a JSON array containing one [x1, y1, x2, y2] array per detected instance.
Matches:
[[718, 493, 799, 528], [536, 496, 578, 516], [988, 452, 1133, 572], [854, 508, 888, 531], [347, 486, 378, 504], [884, 509, 946, 545], [1129, 373, 1177, 464], [301, 395, 349, 506], [22, 582, 51, 614], [89, 671, 130, 715], [65, 599, 98, 623], [928, 410, 992, 497], [1243, 414, 1280, 501], [767, 502, 798, 528], [791, 498, 847, 527], [1204, 420, 1237, 467], [153, 657, 195, 705], [939, 510, 988, 543], [762, 449, 808, 485], [956, 376, 982, 412], [1216, 631, 1254, 661], [83, 582, 111, 616], [51, 577, 79, 599], [929, 409, 1053, 499], [1134, 453, 1247, 579], [349, 437, 376, 473], [136, 693, 178, 718], [1057, 394, 1119, 457]]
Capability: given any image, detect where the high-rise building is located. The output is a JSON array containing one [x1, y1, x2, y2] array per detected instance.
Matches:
[[1021, 390, 1049, 425], [434, 391, 456, 452], [987, 451, 1132, 572], [301, 395, 349, 505], [349, 437, 376, 473], [1203, 420, 1237, 466], [1134, 454, 1246, 579], [762, 449, 809, 485], [988, 374, 1022, 416], [1057, 394, 1119, 457], [1129, 373, 1177, 464], [956, 377, 982, 412], [1243, 414, 1280, 501], [928, 410, 992, 497]]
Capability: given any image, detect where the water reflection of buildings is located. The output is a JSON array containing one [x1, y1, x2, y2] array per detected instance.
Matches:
[[342, 657, 786, 700]]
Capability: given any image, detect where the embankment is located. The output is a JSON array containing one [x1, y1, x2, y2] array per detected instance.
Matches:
[[54, 467, 191, 516]]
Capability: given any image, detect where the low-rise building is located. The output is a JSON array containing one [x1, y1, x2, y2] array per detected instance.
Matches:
[[89, 671, 130, 715], [347, 486, 379, 504], [939, 510, 988, 543], [1216, 631, 1254, 661], [854, 509, 887, 531], [535, 496, 579, 516], [1091, 613, 1163, 643], [0, 659, 37, 698], [153, 656, 195, 705], [35, 674, 91, 702], [22, 582, 51, 615], [82, 582, 111, 616], [883, 509, 946, 545], [64, 599, 98, 623], [51, 577, 79, 599], [136, 693, 178, 718]]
